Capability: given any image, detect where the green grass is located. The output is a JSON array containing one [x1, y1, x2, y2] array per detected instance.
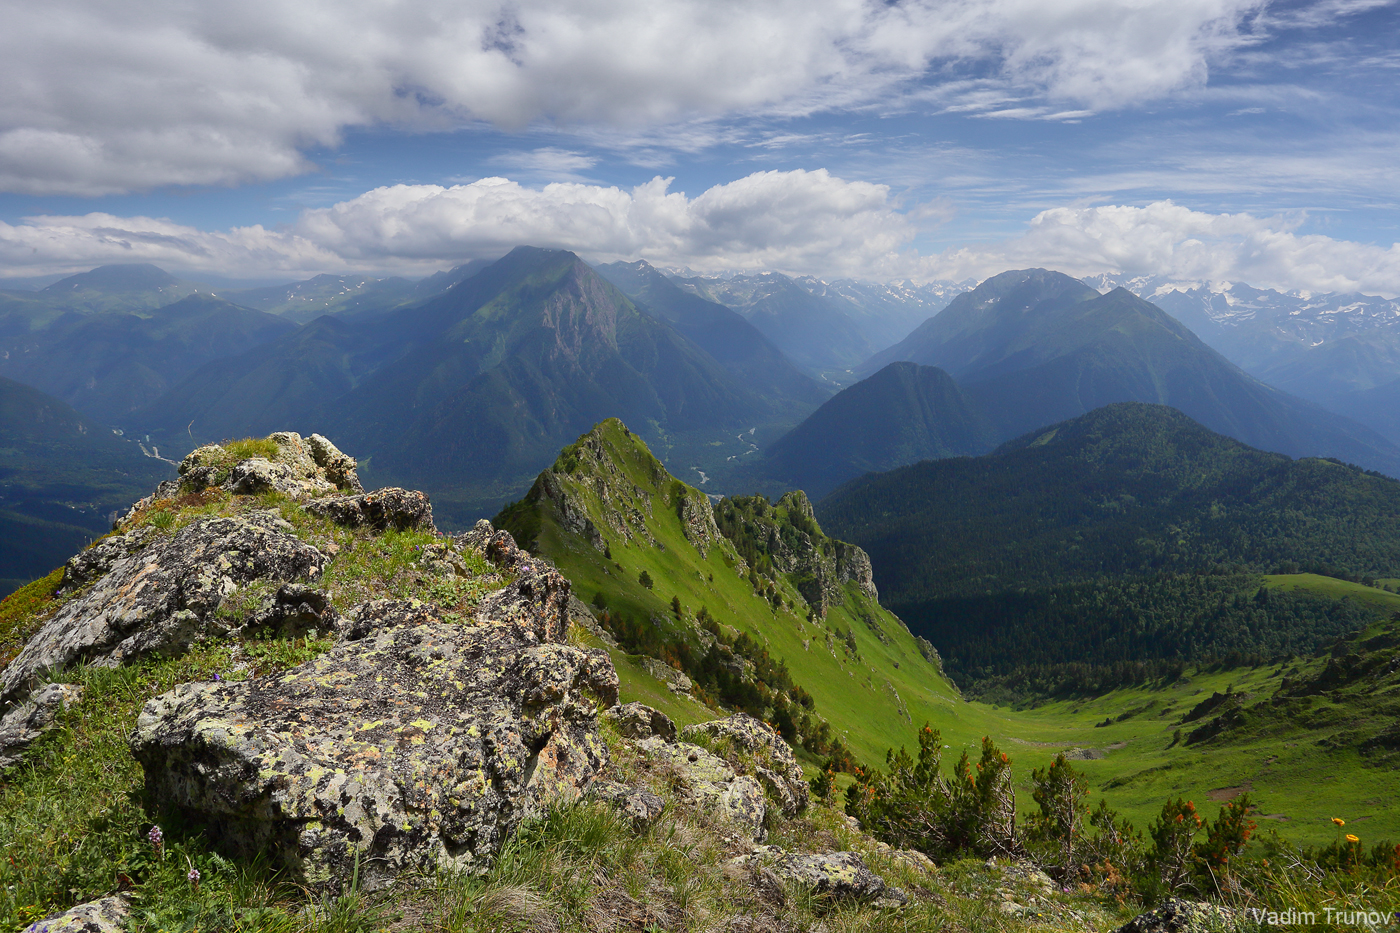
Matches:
[[1265, 573, 1400, 613], [503, 419, 1400, 856]]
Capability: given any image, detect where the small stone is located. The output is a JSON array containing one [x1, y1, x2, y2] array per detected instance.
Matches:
[[1111, 897, 1239, 933]]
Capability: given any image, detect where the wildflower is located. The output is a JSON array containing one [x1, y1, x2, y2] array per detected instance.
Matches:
[[148, 825, 164, 859], [1333, 817, 1347, 826], [1347, 834, 1360, 843], [188, 867, 200, 892]]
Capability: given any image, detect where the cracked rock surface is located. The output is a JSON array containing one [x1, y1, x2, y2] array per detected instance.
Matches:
[[130, 600, 619, 892], [682, 714, 809, 817], [0, 511, 325, 710]]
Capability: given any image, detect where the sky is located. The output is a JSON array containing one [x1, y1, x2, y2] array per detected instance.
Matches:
[[1, 0, 1398, 294]]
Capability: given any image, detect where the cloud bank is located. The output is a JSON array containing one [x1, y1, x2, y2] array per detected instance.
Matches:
[[0, 0, 1268, 194], [3, 172, 1397, 298]]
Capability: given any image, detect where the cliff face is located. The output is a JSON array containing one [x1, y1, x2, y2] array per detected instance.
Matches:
[[714, 490, 877, 619]]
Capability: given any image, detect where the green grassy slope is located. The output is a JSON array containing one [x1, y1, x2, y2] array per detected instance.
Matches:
[[500, 418, 1400, 851], [495, 417, 962, 768]]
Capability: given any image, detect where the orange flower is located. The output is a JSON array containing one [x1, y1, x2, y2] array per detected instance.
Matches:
[[1347, 834, 1360, 843], [1333, 817, 1347, 826]]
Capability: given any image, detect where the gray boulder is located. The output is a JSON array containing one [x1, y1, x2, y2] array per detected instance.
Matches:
[[771, 851, 905, 906], [0, 683, 84, 769], [605, 702, 677, 742], [635, 737, 768, 841], [130, 600, 619, 892], [305, 487, 435, 533], [590, 779, 667, 829], [682, 714, 808, 816], [1, 511, 325, 710], [20, 895, 128, 932], [171, 432, 362, 503], [1112, 898, 1238, 933]]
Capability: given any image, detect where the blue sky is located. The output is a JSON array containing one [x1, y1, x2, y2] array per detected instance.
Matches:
[[1, 0, 1397, 293]]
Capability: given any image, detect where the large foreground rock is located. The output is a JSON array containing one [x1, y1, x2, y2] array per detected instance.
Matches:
[[0, 512, 325, 710], [130, 600, 619, 891]]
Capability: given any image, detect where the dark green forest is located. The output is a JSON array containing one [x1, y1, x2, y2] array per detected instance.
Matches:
[[818, 404, 1400, 699]]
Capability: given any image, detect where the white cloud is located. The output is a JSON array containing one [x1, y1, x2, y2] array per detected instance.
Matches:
[[926, 201, 1400, 297], [0, 213, 346, 279], [6, 180, 1398, 299], [0, 169, 920, 279], [294, 170, 917, 276], [0, 0, 1276, 194]]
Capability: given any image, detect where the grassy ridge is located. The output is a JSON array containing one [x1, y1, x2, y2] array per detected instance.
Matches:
[[502, 419, 1400, 850]]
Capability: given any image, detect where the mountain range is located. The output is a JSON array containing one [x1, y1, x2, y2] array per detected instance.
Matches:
[[128, 247, 822, 523], [763, 268, 1400, 496], [1084, 273, 1400, 444], [817, 402, 1400, 696]]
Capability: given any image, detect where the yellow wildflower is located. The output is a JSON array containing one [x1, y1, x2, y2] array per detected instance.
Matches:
[[1332, 817, 1346, 826], [1347, 834, 1360, 843]]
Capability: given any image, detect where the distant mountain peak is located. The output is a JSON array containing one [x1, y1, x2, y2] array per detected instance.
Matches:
[[43, 263, 182, 293]]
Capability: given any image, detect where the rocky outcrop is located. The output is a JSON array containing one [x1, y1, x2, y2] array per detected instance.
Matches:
[[590, 779, 667, 829], [130, 601, 619, 892], [731, 849, 906, 906], [1112, 897, 1239, 933], [715, 491, 877, 618], [605, 701, 678, 742], [0, 511, 325, 710], [305, 487, 435, 533], [0, 683, 84, 770], [118, 433, 362, 526], [635, 737, 768, 841], [682, 714, 809, 817], [675, 485, 722, 557], [20, 895, 129, 933]]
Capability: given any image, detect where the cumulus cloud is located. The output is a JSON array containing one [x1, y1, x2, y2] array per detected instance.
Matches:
[[0, 213, 346, 279], [1, 0, 1275, 194], [5, 179, 1399, 299], [0, 169, 919, 279], [925, 201, 1400, 297]]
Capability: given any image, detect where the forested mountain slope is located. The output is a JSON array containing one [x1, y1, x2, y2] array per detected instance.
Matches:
[[819, 403, 1400, 697]]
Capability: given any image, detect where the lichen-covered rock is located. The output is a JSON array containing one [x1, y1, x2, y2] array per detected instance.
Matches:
[[0, 512, 325, 710], [682, 715, 808, 816], [590, 779, 666, 829], [473, 547, 571, 645], [20, 895, 128, 932], [0, 683, 84, 769], [605, 702, 677, 742], [635, 737, 768, 841], [179, 432, 362, 500], [305, 487, 435, 533], [771, 851, 904, 906], [130, 602, 619, 892], [306, 434, 363, 492], [240, 584, 339, 639], [1112, 897, 1239, 933]]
